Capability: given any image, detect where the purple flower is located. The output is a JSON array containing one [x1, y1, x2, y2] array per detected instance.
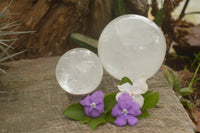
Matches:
[[80, 91, 104, 118], [112, 93, 141, 127]]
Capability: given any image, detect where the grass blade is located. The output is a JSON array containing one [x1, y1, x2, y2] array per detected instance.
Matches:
[[0, 31, 34, 36], [0, 44, 13, 60], [0, 49, 27, 62], [0, 0, 13, 19]]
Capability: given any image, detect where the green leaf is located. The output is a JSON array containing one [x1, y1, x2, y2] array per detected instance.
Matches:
[[142, 90, 153, 98], [89, 114, 106, 130], [114, 0, 126, 17], [172, 71, 181, 91], [179, 87, 196, 96], [189, 63, 200, 88], [137, 109, 150, 120], [142, 92, 159, 110], [180, 98, 194, 110], [119, 77, 133, 85], [153, 7, 166, 27], [106, 111, 115, 123], [81, 116, 92, 124], [164, 69, 174, 88], [63, 103, 86, 121], [70, 33, 98, 53], [104, 92, 117, 113]]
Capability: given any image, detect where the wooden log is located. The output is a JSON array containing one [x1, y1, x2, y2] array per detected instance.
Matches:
[[0, 0, 148, 59], [0, 57, 195, 133]]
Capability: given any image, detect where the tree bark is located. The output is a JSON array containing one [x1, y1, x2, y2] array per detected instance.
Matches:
[[0, 0, 148, 59]]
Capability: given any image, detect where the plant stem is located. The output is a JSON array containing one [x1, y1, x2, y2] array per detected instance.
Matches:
[[179, 0, 190, 20], [189, 63, 200, 88], [186, 11, 200, 15]]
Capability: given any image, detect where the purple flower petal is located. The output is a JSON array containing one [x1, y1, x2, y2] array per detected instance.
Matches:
[[127, 115, 139, 126], [83, 106, 93, 116], [80, 95, 91, 106], [118, 93, 133, 109], [112, 104, 122, 117], [94, 102, 104, 114], [127, 102, 141, 116], [90, 109, 101, 118], [91, 91, 104, 104], [114, 115, 127, 127], [80, 91, 105, 118]]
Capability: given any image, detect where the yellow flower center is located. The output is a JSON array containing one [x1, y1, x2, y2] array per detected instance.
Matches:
[[131, 92, 134, 96], [91, 102, 96, 108], [123, 109, 128, 114]]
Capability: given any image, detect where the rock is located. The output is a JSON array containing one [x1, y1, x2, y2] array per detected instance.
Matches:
[[0, 57, 195, 133]]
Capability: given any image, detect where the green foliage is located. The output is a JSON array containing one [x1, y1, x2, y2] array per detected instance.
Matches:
[[63, 92, 117, 130], [63, 103, 86, 121], [164, 69, 181, 91], [172, 71, 182, 91], [142, 90, 153, 97], [163, 64, 200, 110], [153, 7, 166, 27], [137, 90, 159, 119], [142, 92, 159, 110], [104, 92, 117, 113], [70, 33, 98, 53], [89, 114, 106, 130], [179, 87, 196, 96], [81, 116, 92, 124], [191, 53, 200, 69], [189, 63, 200, 88], [114, 0, 126, 17], [180, 98, 194, 110], [164, 69, 175, 88], [63, 77, 160, 130], [137, 109, 150, 120], [119, 76, 133, 85], [105, 111, 115, 123]]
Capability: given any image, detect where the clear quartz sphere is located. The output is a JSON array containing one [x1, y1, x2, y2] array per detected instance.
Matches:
[[98, 14, 166, 81], [56, 48, 103, 95]]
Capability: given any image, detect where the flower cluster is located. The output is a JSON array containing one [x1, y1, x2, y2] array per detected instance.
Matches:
[[80, 77, 147, 127], [64, 77, 160, 130], [116, 78, 148, 107]]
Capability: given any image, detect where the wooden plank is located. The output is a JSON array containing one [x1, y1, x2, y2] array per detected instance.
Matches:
[[0, 57, 195, 133]]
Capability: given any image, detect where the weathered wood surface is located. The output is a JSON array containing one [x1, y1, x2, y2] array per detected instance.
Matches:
[[0, 57, 195, 133]]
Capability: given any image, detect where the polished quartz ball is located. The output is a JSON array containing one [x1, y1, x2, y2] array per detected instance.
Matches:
[[98, 14, 166, 81], [56, 48, 103, 95]]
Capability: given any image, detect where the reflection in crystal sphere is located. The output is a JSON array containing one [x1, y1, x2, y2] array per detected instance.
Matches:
[[56, 48, 103, 95], [98, 14, 166, 81]]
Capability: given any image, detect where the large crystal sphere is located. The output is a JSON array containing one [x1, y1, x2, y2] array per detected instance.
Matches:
[[56, 48, 103, 95], [98, 14, 166, 81]]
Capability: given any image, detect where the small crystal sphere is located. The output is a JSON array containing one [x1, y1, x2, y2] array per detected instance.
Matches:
[[56, 48, 103, 95], [98, 14, 166, 81]]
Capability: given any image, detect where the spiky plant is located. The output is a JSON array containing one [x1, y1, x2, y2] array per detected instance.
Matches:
[[0, 0, 33, 74]]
